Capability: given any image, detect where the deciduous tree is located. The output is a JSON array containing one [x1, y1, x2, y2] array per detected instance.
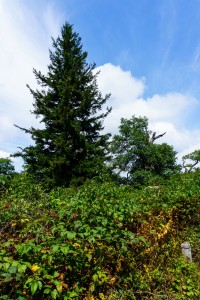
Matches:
[[110, 116, 179, 185], [0, 158, 15, 176], [182, 150, 200, 172], [0, 158, 15, 190]]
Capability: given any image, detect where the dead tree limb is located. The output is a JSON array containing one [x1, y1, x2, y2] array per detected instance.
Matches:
[[149, 132, 166, 144]]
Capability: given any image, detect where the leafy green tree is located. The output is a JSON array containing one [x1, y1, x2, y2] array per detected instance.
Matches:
[[0, 158, 15, 190], [0, 158, 15, 176], [182, 149, 200, 172], [110, 116, 179, 185], [14, 23, 111, 187]]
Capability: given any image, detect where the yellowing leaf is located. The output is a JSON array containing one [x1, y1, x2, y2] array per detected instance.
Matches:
[[99, 293, 105, 300], [31, 264, 40, 272], [41, 249, 47, 253], [56, 282, 63, 294], [108, 276, 117, 285], [62, 282, 69, 290]]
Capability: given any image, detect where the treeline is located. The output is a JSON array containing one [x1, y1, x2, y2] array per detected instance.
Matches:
[[3, 22, 196, 189]]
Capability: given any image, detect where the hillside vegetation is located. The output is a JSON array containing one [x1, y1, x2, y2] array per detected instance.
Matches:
[[0, 172, 199, 299], [0, 22, 200, 300]]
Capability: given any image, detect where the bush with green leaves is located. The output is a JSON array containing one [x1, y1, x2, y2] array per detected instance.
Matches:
[[0, 172, 199, 299]]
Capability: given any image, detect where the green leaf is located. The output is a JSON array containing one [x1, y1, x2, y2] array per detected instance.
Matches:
[[60, 246, 69, 255], [48, 255, 53, 263], [1, 273, 12, 278], [68, 291, 78, 298], [11, 261, 19, 267], [8, 266, 17, 274], [66, 231, 76, 240], [68, 265, 72, 272], [24, 261, 31, 268], [88, 236, 95, 243], [51, 289, 58, 299], [53, 271, 59, 278], [3, 257, 10, 262], [37, 280, 43, 289], [52, 245, 59, 253], [182, 285, 187, 290], [0, 296, 10, 300], [93, 274, 98, 281], [60, 230, 67, 237], [187, 291, 194, 296], [3, 263, 10, 271], [31, 281, 38, 295], [43, 288, 51, 294], [25, 278, 33, 285], [44, 274, 53, 280], [86, 253, 92, 261]]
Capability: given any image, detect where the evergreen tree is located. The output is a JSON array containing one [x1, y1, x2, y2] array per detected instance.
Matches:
[[15, 23, 111, 187]]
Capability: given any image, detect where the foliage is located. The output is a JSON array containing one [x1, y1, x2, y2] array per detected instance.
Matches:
[[0, 158, 15, 175], [110, 116, 180, 185], [0, 171, 199, 299], [0, 158, 15, 191], [2, 17, 199, 299], [182, 149, 200, 172], [14, 22, 111, 187]]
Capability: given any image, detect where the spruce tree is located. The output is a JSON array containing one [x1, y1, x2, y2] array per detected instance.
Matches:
[[15, 23, 111, 187]]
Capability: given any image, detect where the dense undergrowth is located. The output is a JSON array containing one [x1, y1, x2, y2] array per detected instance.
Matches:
[[0, 172, 199, 299]]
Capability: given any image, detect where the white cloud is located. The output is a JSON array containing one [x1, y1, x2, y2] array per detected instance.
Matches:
[[96, 63, 200, 158], [0, 150, 10, 158], [0, 149, 22, 172], [0, 116, 16, 141], [96, 63, 145, 104], [0, 0, 65, 162]]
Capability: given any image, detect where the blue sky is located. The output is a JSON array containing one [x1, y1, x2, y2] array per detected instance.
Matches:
[[65, 0, 200, 97], [1, 0, 200, 170]]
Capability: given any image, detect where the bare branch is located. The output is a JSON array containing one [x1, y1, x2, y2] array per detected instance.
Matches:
[[149, 132, 166, 143]]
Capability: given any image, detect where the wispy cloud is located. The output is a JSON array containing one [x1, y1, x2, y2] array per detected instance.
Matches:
[[159, 0, 177, 68], [43, 1, 66, 39], [191, 43, 200, 73]]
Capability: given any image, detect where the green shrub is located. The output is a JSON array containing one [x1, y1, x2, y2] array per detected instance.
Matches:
[[0, 173, 199, 299]]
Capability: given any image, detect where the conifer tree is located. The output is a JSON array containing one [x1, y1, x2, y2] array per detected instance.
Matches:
[[15, 23, 111, 187]]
